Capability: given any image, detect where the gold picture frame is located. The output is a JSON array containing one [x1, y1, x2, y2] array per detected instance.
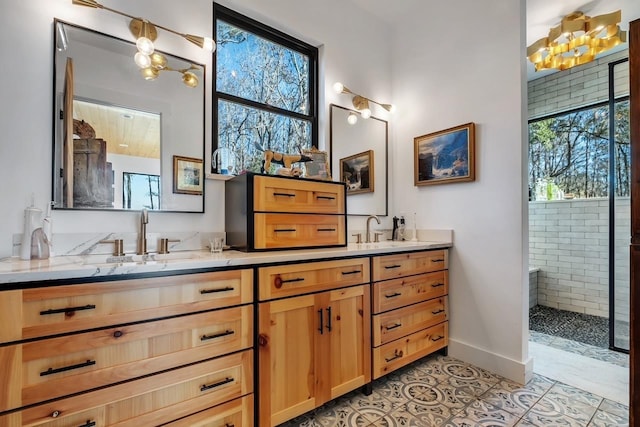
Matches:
[[414, 122, 476, 186], [302, 147, 332, 180], [173, 155, 204, 195], [340, 150, 374, 195]]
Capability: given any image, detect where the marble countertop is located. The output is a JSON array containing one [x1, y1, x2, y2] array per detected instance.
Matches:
[[0, 241, 452, 285]]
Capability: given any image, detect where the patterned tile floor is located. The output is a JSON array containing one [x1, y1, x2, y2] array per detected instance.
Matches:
[[277, 353, 629, 427], [530, 330, 629, 368]]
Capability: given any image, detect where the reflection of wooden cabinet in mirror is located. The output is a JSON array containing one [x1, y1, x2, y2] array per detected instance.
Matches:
[[330, 104, 388, 216], [53, 20, 205, 212]]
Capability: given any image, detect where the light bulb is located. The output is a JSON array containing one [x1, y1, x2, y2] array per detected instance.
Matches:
[[150, 52, 167, 70], [136, 37, 154, 55], [360, 108, 371, 119], [134, 52, 151, 68], [347, 112, 358, 125], [140, 67, 159, 81], [203, 37, 217, 53], [182, 71, 199, 88], [333, 82, 344, 94]]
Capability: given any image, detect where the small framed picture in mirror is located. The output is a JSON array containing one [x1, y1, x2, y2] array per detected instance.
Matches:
[[340, 150, 374, 195], [302, 147, 332, 180], [173, 155, 204, 195]]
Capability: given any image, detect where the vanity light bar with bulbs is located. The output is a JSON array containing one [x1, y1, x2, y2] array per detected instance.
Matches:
[[333, 82, 395, 124]]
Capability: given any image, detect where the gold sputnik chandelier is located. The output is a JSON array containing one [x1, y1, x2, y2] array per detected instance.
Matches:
[[333, 82, 395, 124], [527, 10, 627, 72], [72, 0, 216, 87]]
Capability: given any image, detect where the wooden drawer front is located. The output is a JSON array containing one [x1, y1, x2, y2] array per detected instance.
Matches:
[[13, 350, 253, 427], [15, 269, 252, 341], [253, 175, 345, 214], [258, 258, 370, 301], [0, 306, 252, 412], [372, 250, 448, 281], [373, 298, 447, 346], [373, 322, 448, 379], [372, 271, 448, 314], [164, 395, 253, 426], [254, 213, 345, 250]]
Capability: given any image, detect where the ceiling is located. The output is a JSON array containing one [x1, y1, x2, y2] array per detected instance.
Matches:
[[348, 0, 639, 81]]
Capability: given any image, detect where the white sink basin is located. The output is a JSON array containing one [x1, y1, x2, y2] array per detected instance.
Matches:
[[81, 251, 205, 265]]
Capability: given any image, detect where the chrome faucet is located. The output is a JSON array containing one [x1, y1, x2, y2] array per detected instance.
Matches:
[[137, 208, 149, 255], [365, 215, 381, 243]]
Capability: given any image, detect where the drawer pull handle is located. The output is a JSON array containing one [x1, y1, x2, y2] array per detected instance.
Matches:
[[431, 335, 445, 342], [200, 286, 234, 294], [78, 421, 96, 427], [200, 377, 234, 392], [341, 270, 361, 275], [273, 192, 296, 198], [326, 306, 332, 332], [317, 228, 336, 232], [385, 349, 403, 362], [384, 264, 402, 269], [318, 309, 324, 334], [384, 292, 401, 299], [432, 309, 445, 315], [201, 329, 235, 341], [385, 323, 402, 330], [431, 283, 445, 288], [40, 304, 96, 316], [431, 258, 445, 262], [316, 195, 336, 200], [274, 228, 296, 232], [41, 359, 96, 376]]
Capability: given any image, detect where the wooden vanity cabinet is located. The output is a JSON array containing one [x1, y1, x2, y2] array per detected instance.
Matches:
[[0, 269, 254, 426], [371, 250, 449, 379], [257, 259, 371, 427], [225, 173, 347, 251]]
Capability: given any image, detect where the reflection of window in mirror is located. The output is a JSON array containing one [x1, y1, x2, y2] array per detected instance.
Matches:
[[123, 172, 160, 210], [72, 99, 161, 209]]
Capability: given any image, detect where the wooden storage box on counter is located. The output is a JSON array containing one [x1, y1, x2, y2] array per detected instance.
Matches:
[[225, 173, 347, 251]]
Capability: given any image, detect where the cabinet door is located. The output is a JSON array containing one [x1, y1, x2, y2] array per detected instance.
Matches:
[[326, 285, 371, 400], [258, 295, 320, 427]]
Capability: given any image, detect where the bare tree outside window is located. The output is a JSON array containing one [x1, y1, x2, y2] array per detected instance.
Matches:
[[214, 5, 318, 174]]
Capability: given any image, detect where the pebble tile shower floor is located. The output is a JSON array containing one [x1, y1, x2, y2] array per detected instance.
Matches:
[[277, 353, 628, 426]]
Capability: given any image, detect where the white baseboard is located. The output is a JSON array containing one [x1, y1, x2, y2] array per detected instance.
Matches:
[[448, 339, 533, 384]]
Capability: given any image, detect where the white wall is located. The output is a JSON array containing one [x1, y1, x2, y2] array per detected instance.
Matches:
[[388, 1, 530, 382], [0, 0, 531, 383]]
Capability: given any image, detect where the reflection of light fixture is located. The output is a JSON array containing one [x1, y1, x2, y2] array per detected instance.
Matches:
[[333, 82, 395, 121], [72, 0, 216, 51], [527, 10, 627, 72], [72, 0, 214, 87], [139, 52, 201, 87]]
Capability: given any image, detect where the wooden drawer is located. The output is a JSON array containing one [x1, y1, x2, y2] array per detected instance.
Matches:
[[0, 306, 253, 412], [1, 350, 253, 427], [258, 258, 370, 301], [372, 270, 448, 314], [373, 297, 447, 346], [254, 213, 346, 250], [373, 322, 448, 379], [164, 395, 253, 427], [0, 269, 252, 343], [253, 175, 345, 214], [372, 250, 448, 282]]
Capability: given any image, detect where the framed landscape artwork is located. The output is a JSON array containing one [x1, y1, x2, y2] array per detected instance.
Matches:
[[414, 122, 475, 186], [340, 150, 374, 195], [173, 155, 204, 195]]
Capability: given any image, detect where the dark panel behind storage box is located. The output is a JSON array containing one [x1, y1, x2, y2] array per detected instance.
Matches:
[[225, 173, 347, 252]]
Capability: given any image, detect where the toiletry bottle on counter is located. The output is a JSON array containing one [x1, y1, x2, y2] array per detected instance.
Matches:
[[20, 202, 42, 260]]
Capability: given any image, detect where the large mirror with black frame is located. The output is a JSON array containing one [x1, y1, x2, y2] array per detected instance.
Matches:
[[52, 20, 205, 212], [330, 104, 388, 216]]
